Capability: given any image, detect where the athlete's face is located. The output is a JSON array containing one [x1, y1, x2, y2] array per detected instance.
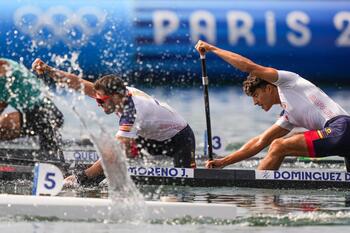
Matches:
[[95, 90, 123, 114], [251, 85, 276, 111]]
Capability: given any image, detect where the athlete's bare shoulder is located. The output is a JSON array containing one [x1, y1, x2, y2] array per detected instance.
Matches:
[[250, 66, 278, 84]]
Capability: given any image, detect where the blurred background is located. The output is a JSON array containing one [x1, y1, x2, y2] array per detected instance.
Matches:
[[1, 0, 350, 86]]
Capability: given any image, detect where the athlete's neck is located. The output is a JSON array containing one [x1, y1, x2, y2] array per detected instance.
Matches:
[[273, 88, 281, 105]]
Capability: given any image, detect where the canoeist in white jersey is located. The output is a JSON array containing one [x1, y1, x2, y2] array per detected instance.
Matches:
[[195, 40, 350, 170], [32, 59, 196, 185]]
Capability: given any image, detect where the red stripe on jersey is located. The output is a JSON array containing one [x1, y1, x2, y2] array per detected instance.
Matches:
[[119, 125, 132, 132]]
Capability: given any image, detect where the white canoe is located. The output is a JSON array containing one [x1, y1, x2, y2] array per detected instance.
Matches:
[[0, 194, 242, 221]]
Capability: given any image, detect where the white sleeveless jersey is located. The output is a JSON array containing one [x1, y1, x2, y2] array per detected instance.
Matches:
[[116, 87, 187, 141], [274, 71, 348, 131]]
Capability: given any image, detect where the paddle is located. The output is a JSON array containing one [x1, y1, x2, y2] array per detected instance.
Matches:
[[199, 48, 213, 161]]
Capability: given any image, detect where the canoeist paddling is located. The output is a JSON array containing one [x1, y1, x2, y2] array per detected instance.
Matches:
[[32, 59, 196, 185], [195, 40, 350, 171]]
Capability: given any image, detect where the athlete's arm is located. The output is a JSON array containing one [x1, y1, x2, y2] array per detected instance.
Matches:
[[0, 101, 8, 115], [116, 135, 138, 157], [66, 136, 136, 185], [195, 40, 278, 83], [83, 159, 104, 177], [32, 58, 96, 98], [63, 159, 103, 186], [206, 124, 290, 168]]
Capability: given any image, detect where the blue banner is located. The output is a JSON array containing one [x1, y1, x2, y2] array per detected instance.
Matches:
[[1, 0, 349, 84]]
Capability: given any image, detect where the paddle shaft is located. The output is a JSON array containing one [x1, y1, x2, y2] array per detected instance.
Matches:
[[200, 51, 213, 160]]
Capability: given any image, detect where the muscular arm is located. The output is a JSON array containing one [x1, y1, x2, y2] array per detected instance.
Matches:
[[79, 137, 135, 180], [47, 67, 96, 97], [32, 59, 96, 98], [212, 124, 290, 168], [84, 159, 104, 177], [195, 40, 279, 83]]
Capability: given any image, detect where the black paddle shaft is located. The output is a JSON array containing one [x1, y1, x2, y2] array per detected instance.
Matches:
[[200, 50, 213, 161]]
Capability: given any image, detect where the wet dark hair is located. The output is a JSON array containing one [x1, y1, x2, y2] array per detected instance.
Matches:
[[243, 74, 271, 96], [94, 74, 127, 96]]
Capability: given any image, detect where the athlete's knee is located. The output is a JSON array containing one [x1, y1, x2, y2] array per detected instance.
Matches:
[[268, 138, 287, 157]]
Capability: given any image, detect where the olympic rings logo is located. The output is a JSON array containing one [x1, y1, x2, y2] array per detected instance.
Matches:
[[13, 6, 107, 47]]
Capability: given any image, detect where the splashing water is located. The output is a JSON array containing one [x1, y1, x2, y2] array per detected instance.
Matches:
[[55, 92, 145, 222], [51, 52, 84, 78]]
